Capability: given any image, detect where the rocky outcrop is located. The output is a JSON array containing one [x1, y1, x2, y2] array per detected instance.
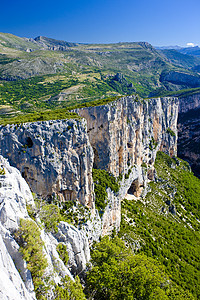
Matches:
[[0, 155, 91, 299], [55, 222, 90, 276], [77, 96, 178, 177], [0, 156, 36, 299], [0, 119, 94, 207], [178, 92, 200, 113], [34, 36, 78, 50], [178, 93, 200, 178], [160, 71, 200, 88]]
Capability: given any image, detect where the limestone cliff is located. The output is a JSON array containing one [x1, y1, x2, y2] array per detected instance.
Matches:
[[0, 96, 179, 236], [0, 119, 94, 207], [77, 96, 178, 176], [0, 95, 180, 298], [76, 95, 179, 234]]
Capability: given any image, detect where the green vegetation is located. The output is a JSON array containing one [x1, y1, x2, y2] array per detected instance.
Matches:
[[166, 127, 176, 137], [56, 243, 69, 265], [39, 204, 62, 233], [53, 275, 86, 300], [1, 32, 198, 120], [148, 86, 200, 99], [125, 167, 132, 179], [0, 109, 80, 125], [119, 152, 200, 299], [86, 236, 193, 299], [0, 167, 5, 175], [92, 168, 119, 211], [14, 219, 48, 299], [159, 49, 200, 69], [149, 137, 158, 150], [0, 75, 78, 109]]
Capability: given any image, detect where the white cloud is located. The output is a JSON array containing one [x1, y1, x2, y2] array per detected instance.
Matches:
[[186, 42, 196, 47]]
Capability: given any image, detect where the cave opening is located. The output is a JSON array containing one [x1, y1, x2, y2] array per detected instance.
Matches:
[[127, 178, 144, 197], [127, 179, 139, 196], [25, 137, 33, 148]]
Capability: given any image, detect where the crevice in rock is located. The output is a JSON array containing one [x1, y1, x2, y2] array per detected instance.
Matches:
[[93, 147, 99, 169], [25, 137, 33, 148]]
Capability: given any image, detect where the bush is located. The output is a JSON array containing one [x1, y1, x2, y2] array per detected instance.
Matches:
[[86, 237, 192, 299], [166, 127, 176, 137], [14, 219, 48, 299], [92, 168, 119, 211], [39, 204, 62, 233], [56, 243, 69, 265], [53, 275, 86, 300]]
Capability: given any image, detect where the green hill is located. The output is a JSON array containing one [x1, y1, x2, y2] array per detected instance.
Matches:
[[1, 32, 200, 111]]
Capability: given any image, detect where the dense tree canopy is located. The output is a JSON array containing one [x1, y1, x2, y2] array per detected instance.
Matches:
[[86, 236, 194, 299]]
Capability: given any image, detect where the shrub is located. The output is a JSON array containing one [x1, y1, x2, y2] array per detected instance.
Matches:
[[39, 204, 62, 233], [0, 167, 5, 175], [53, 275, 86, 300], [14, 219, 48, 299], [86, 237, 192, 299], [92, 168, 119, 211], [56, 243, 69, 265], [166, 127, 176, 137]]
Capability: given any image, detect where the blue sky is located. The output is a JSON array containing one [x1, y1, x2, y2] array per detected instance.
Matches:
[[1, 0, 200, 46]]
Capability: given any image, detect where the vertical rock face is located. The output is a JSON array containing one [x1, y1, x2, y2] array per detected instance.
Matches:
[[77, 96, 179, 235], [55, 222, 90, 276], [0, 96, 179, 237], [178, 92, 200, 113], [178, 93, 200, 178], [77, 96, 178, 178], [0, 119, 94, 207]]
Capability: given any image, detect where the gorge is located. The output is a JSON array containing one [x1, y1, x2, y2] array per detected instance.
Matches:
[[0, 32, 199, 299]]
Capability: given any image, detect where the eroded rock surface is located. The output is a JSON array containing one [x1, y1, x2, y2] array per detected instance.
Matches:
[[0, 156, 90, 299], [77, 96, 178, 177], [0, 119, 94, 207], [0, 96, 179, 237]]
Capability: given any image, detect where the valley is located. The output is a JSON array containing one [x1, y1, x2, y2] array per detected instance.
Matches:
[[0, 32, 199, 300]]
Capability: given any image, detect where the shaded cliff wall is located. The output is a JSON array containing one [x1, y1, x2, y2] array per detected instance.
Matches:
[[178, 93, 200, 178], [0, 119, 94, 207]]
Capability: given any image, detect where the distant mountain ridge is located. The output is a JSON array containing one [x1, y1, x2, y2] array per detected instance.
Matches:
[[1, 32, 200, 101], [32, 36, 79, 50]]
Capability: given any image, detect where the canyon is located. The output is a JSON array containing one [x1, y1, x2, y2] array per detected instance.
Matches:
[[0, 92, 199, 299]]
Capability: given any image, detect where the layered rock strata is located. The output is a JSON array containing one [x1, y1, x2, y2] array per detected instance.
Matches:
[[0, 119, 94, 207]]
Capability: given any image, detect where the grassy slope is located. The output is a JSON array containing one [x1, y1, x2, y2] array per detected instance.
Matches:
[[159, 49, 200, 69], [1, 32, 200, 123], [0, 33, 194, 98], [119, 152, 200, 299]]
